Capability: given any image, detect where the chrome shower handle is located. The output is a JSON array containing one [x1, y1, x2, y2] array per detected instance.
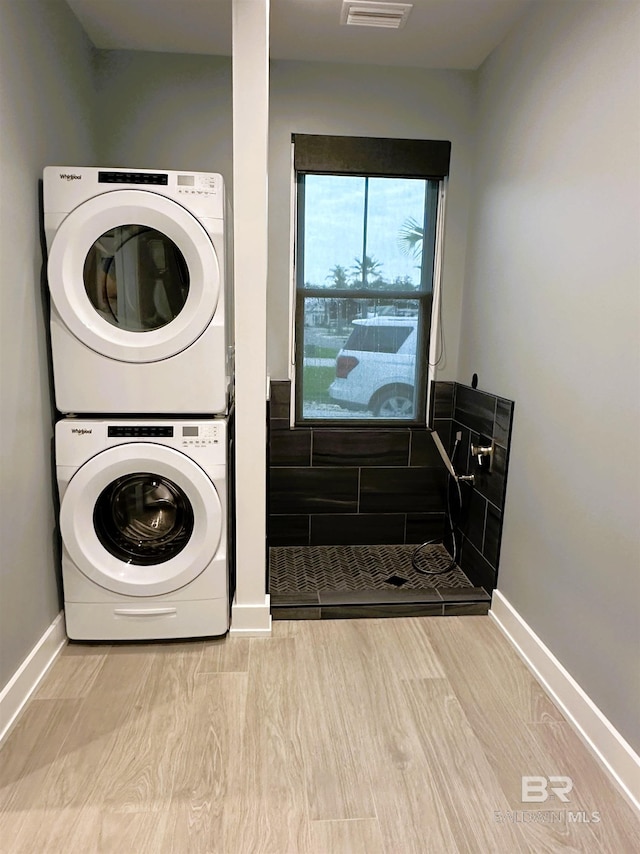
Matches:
[[471, 441, 494, 470]]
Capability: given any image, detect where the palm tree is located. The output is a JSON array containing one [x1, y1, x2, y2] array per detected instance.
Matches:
[[326, 264, 349, 288], [349, 255, 383, 287], [398, 216, 424, 260]]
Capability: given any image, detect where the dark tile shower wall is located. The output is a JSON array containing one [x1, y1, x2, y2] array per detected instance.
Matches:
[[430, 381, 515, 592], [268, 380, 447, 549], [268, 380, 514, 595]]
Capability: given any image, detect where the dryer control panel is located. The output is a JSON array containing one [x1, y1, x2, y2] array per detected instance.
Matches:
[[43, 166, 225, 220], [99, 171, 169, 186], [180, 423, 222, 446], [176, 173, 220, 198]]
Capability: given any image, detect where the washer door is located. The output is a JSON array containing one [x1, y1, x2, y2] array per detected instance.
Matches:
[[60, 444, 222, 596], [47, 190, 221, 363]]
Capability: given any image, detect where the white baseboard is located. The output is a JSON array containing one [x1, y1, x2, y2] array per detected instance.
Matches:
[[230, 594, 272, 636], [490, 590, 640, 815], [0, 612, 67, 745]]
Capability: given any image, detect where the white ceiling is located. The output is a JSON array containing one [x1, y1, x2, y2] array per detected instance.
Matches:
[[66, 0, 533, 70]]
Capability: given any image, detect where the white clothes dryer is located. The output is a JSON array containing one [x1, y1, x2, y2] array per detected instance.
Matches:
[[44, 167, 232, 415], [56, 417, 229, 641]]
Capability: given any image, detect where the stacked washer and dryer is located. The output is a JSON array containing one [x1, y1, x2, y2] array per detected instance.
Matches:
[[44, 167, 232, 641]]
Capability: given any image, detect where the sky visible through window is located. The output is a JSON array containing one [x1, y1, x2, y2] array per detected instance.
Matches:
[[302, 175, 427, 288]]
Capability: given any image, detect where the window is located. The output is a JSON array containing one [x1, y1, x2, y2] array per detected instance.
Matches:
[[292, 135, 450, 424]]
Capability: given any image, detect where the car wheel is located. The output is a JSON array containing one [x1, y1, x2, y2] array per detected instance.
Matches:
[[372, 385, 415, 418]]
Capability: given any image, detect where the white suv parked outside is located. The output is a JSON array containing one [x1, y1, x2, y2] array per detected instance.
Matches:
[[328, 316, 418, 418]]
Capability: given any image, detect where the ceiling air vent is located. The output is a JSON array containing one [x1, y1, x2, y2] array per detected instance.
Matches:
[[340, 1, 413, 30]]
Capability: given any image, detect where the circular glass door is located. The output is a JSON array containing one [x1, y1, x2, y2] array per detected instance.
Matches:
[[60, 443, 223, 596], [94, 473, 194, 565], [47, 190, 221, 363], [84, 225, 190, 333]]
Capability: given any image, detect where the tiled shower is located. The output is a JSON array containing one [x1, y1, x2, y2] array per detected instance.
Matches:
[[267, 379, 514, 619]]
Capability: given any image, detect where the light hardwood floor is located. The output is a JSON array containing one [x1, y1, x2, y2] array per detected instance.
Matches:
[[1, 616, 638, 853]]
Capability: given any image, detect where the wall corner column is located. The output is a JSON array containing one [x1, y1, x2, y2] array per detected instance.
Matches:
[[230, 0, 271, 635]]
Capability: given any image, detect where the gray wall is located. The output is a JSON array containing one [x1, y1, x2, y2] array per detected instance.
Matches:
[[0, 0, 95, 691], [93, 50, 233, 180], [459, 0, 640, 751]]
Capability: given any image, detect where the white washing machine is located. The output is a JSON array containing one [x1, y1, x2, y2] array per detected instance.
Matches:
[[56, 417, 229, 641], [43, 166, 232, 415]]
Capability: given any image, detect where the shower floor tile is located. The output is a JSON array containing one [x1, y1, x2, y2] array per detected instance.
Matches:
[[269, 544, 491, 620], [269, 543, 471, 593]]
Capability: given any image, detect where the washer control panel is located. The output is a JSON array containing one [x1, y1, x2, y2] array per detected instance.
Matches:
[[57, 419, 226, 467]]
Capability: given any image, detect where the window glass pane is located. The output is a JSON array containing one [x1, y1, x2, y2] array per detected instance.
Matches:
[[344, 324, 413, 354], [296, 164, 440, 425], [84, 225, 189, 331], [301, 176, 430, 293], [365, 178, 427, 290], [300, 298, 421, 421], [302, 175, 365, 288]]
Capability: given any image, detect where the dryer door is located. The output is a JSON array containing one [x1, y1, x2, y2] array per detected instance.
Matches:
[[59, 444, 222, 596], [47, 190, 221, 363]]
